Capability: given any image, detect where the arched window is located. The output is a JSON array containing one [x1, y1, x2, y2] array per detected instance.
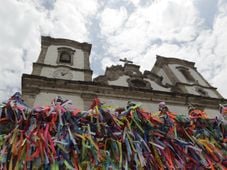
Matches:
[[59, 52, 71, 63], [57, 47, 75, 65]]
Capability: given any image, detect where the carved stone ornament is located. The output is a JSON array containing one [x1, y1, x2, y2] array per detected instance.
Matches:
[[195, 87, 208, 97], [127, 78, 152, 89]]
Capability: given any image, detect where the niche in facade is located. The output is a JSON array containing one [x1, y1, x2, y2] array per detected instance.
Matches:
[[57, 47, 75, 65], [127, 78, 151, 89]]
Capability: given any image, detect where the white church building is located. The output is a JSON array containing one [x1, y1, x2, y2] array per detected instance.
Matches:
[[22, 36, 227, 117]]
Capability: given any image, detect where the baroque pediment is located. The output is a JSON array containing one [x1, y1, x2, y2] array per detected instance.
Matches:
[[94, 63, 169, 91]]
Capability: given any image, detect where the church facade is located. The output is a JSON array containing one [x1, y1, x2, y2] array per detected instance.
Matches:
[[22, 36, 227, 117]]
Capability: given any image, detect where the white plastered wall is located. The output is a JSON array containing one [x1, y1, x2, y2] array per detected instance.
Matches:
[[184, 86, 219, 98], [99, 96, 219, 117], [34, 92, 84, 110], [168, 64, 219, 98], [108, 75, 130, 87], [168, 64, 208, 86], [108, 76, 171, 92], [33, 93, 219, 118], [39, 45, 85, 81], [144, 79, 171, 92], [40, 66, 84, 81], [204, 108, 220, 118], [157, 69, 172, 85], [99, 97, 187, 115], [44, 45, 84, 68]]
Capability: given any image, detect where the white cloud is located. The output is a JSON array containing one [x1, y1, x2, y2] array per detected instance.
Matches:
[[0, 0, 42, 101], [0, 0, 99, 101], [40, 0, 99, 41], [98, 0, 227, 98], [101, 57, 116, 70], [99, 0, 202, 59], [206, 3, 227, 97], [128, 0, 140, 6], [100, 7, 128, 36], [0, 0, 227, 102]]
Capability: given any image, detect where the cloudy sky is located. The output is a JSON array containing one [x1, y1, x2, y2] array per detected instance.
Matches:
[[0, 0, 227, 101]]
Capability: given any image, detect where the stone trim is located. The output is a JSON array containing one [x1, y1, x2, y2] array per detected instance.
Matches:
[[144, 70, 162, 81], [81, 93, 97, 99], [83, 51, 90, 70], [162, 64, 180, 85], [56, 47, 75, 66], [143, 70, 169, 88], [36, 36, 91, 65], [171, 83, 187, 93], [175, 82, 218, 90], [32, 62, 93, 73], [124, 64, 142, 77], [195, 67, 222, 98], [93, 76, 108, 85], [105, 65, 124, 81], [95, 64, 144, 83], [155, 55, 195, 68], [84, 71, 92, 81], [37, 45, 49, 63], [32, 63, 42, 75], [41, 36, 91, 53], [22, 74, 227, 109]]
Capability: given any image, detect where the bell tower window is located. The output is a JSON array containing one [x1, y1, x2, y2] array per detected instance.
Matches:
[[59, 52, 71, 63], [57, 47, 75, 65]]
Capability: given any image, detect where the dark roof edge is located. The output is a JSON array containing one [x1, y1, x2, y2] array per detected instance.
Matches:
[[41, 36, 92, 53]]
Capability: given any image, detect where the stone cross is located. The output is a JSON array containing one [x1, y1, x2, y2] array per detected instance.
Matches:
[[119, 58, 133, 64]]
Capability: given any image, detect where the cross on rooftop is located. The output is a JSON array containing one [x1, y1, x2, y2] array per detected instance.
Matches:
[[119, 58, 133, 64]]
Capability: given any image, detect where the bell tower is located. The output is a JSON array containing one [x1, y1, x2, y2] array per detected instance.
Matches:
[[22, 36, 93, 107], [32, 36, 92, 81], [151, 55, 223, 98]]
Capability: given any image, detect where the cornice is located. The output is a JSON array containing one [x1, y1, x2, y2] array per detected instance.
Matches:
[[155, 55, 195, 68], [22, 74, 227, 109], [175, 82, 217, 90], [33, 62, 93, 73], [41, 36, 92, 54]]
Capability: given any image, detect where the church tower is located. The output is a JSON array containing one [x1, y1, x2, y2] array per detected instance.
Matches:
[[22, 36, 93, 108], [151, 55, 222, 99], [32, 36, 92, 81]]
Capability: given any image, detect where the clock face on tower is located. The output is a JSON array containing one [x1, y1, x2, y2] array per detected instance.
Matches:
[[53, 68, 73, 80]]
